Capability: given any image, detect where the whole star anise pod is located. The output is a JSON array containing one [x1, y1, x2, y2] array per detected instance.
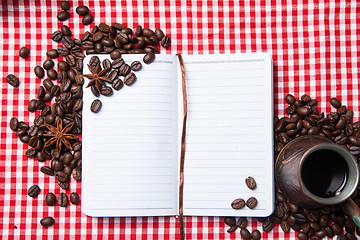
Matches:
[[44, 118, 78, 155], [83, 64, 111, 93]]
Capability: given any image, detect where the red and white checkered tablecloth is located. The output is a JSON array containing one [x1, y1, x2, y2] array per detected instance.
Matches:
[[0, 0, 359, 239]]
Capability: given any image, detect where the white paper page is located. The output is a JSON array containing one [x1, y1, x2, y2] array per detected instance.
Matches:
[[82, 54, 179, 217], [182, 53, 274, 216]]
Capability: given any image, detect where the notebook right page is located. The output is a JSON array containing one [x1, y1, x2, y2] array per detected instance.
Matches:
[[182, 53, 274, 216]]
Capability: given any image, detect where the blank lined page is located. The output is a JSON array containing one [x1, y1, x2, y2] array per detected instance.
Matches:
[[182, 53, 274, 216], [82, 54, 179, 216]]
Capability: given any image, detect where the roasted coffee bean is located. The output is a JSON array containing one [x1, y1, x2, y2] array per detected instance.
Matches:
[[297, 106, 311, 117], [28, 185, 40, 198], [72, 167, 81, 181], [75, 75, 84, 85], [55, 171, 69, 182], [60, 0, 70, 10], [40, 216, 55, 228], [41, 166, 54, 176], [9, 117, 19, 131], [161, 36, 171, 48], [43, 59, 54, 70], [90, 99, 102, 113], [28, 136, 38, 147], [61, 25, 72, 36], [62, 36, 74, 49], [143, 52, 155, 64], [330, 97, 341, 108], [112, 57, 124, 69], [18, 121, 29, 130], [81, 41, 94, 50], [102, 58, 111, 70], [294, 213, 307, 224], [70, 192, 80, 205], [19, 46, 30, 58], [280, 221, 291, 233], [119, 64, 131, 76], [285, 94, 296, 105], [335, 117, 347, 130], [99, 23, 110, 33], [345, 218, 355, 233], [245, 176, 256, 190], [224, 217, 236, 227], [240, 229, 252, 240], [16, 128, 27, 137], [91, 85, 100, 97], [43, 79, 54, 91], [51, 85, 61, 96], [131, 61, 142, 71], [45, 114, 55, 124], [94, 42, 103, 53], [43, 92, 53, 102], [108, 70, 118, 82], [28, 99, 37, 112], [25, 147, 37, 158], [6, 74, 20, 87], [263, 220, 274, 233], [46, 49, 59, 59], [58, 46, 69, 56], [100, 86, 113, 96], [142, 28, 154, 37], [134, 25, 143, 37], [155, 28, 164, 40], [45, 192, 56, 206], [57, 10, 70, 21], [34, 66, 45, 78], [63, 166, 72, 176], [82, 14, 94, 25], [227, 225, 238, 233], [58, 60, 69, 71], [124, 72, 136, 86], [112, 78, 124, 91], [58, 193, 68, 207], [57, 179, 69, 190], [297, 232, 308, 240], [89, 56, 100, 68], [110, 49, 122, 60], [236, 217, 248, 229], [231, 198, 245, 209], [76, 5, 89, 16]]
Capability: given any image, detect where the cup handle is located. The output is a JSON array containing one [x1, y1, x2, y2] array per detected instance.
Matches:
[[340, 198, 360, 227]]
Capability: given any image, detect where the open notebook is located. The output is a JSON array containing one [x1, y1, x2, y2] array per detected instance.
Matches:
[[82, 53, 274, 217]]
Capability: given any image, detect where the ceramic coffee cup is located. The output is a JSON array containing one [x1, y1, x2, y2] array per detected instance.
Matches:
[[275, 135, 360, 226]]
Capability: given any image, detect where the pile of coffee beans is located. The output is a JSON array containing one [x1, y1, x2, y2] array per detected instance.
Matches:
[[7, 0, 172, 228], [225, 95, 360, 239]]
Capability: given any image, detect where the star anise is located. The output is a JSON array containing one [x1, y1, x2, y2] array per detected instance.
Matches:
[[83, 64, 111, 93], [44, 118, 78, 155]]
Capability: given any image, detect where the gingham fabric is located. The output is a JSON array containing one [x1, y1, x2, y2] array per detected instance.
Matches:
[[0, 0, 359, 239]]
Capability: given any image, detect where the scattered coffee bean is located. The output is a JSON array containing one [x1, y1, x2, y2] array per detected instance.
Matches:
[[72, 167, 81, 181], [236, 217, 248, 229], [330, 97, 342, 108], [55, 171, 69, 182], [28, 185, 40, 198], [90, 99, 102, 113], [43, 59, 55, 70], [51, 30, 63, 42], [224, 217, 236, 227], [58, 180, 69, 190], [231, 198, 245, 209], [40, 166, 54, 176], [34, 66, 45, 78], [40, 216, 55, 228], [82, 14, 94, 25], [61, 25, 72, 36], [46, 49, 59, 59], [28, 99, 37, 112], [10, 117, 19, 131], [262, 220, 274, 233], [25, 147, 37, 158], [161, 36, 171, 48], [19, 46, 30, 59], [124, 72, 136, 86], [252, 230, 261, 240], [57, 10, 70, 22], [245, 176, 256, 190], [6, 74, 20, 87], [112, 78, 124, 90], [76, 6, 89, 16], [240, 229, 252, 240], [155, 28, 164, 40], [227, 225, 238, 233], [143, 52, 155, 64], [45, 192, 56, 206], [70, 192, 80, 204], [246, 197, 257, 209], [131, 61, 142, 71], [58, 193, 68, 207]]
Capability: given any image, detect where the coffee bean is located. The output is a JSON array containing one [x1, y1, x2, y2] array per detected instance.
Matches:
[[40, 216, 55, 228], [112, 78, 124, 91], [25, 147, 37, 158], [231, 198, 245, 209], [330, 97, 342, 108], [100, 86, 113, 96], [76, 6, 89, 16], [34, 66, 45, 78], [131, 61, 142, 71], [90, 85, 100, 97], [47, 69, 58, 81], [6, 74, 20, 87], [70, 192, 80, 205], [28, 185, 40, 198], [89, 56, 100, 68], [46, 49, 59, 59], [57, 10, 70, 21], [143, 52, 155, 64], [61, 25, 72, 36], [142, 28, 154, 37], [119, 64, 131, 76], [28, 99, 37, 112], [57, 179, 69, 190], [62, 36, 74, 49], [250, 230, 261, 240], [245, 176, 256, 190], [263, 220, 274, 233], [134, 25, 142, 37], [58, 193, 68, 207], [297, 106, 311, 117], [82, 14, 94, 25], [40, 166, 54, 176], [45, 192, 56, 206], [108, 70, 118, 82], [112, 57, 124, 69], [335, 117, 347, 130], [72, 167, 81, 181], [63, 165, 73, 176], [9, 117, 19, 131], [98, 23, 110, 33], [110, 49, 122, 60], [124, 72, 136, 86], [19, 46, 30, 58], [297, 232, 308, 240], [90, 99, 102, 113], [102, 59, 111, 70], [55, 171, 69, 182], [51, 85, 61, 96], [60, 0, 70, 10], [43, 92, 53, 102], [227, 225, 238, 233], [236, 217, 248, 229], [280, 221, 291, 233], [155, 28, 164, 40], [245, 197, 257, 209], [224, 217, 236, 227], [240, 229, 252, 240], [161, 36, 171, 48]]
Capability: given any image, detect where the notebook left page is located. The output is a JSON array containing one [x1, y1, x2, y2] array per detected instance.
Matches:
[[82, 54, 179, 217]]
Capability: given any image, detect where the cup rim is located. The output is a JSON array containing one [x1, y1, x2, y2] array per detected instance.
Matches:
[[298, 143, 359, 205]]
